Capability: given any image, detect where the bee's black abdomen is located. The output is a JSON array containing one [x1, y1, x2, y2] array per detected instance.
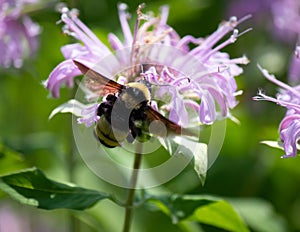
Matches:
[[93, 128, 117, 148]]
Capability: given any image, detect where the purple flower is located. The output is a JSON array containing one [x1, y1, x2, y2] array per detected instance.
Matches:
[[288, 46, 300, 84], [226, 0, 272, 19], [271, 0, 300, 85], [0, 202, 58, 232], [226, 0, 300, 41], [0, 0, 40, 68], [271, 0, 300, 40], [254, 66, 300, 158], [0, 203, 31, 232], [46, 3, 248, 127], [227, 0, 300, 84]]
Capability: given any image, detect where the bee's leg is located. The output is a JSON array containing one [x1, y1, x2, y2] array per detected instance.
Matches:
[[97, 94, 117, 116], [126, 122, 136, 143], [126, 118, 141, 143], [97, 104, 105, 116], [106, 94, 117, 102]]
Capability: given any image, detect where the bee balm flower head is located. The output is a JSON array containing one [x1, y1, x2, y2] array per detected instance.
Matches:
[[254, 66, 300, 158], [0, 0, 40, 68], [45, 3, 249, 128]]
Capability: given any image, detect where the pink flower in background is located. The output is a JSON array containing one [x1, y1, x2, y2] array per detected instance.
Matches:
[[0, 202, 62, 232], [254, 66, 300, 158], [271, 0, 300, 84], [250, 0, 300, 157], [46, 3, 248, 127], [271, 0, 300, 39], [226, 0, 271, 19], [288, 46, 300, 84], [226, 0, 300, 39], [0, 0, 40, 68], [227, 0, 300, 84], [0, 203, 31, 232]]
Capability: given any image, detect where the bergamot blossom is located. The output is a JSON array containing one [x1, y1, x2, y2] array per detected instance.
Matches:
[[271, 0, 300, 84], [0, 0, 40, 68], [46, 3, 249, 129], [254, 65, 300, 158], [227, 0, 300, 84], [271, 0, 300, 39]]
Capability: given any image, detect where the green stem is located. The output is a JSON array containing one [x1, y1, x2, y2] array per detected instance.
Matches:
[[67, 89, 80, 232], [66, 135, 81, 232], [122, 143, 143, 232]]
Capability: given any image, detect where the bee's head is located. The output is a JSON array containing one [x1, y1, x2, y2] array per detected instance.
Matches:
[[125, 82, 151, 103]]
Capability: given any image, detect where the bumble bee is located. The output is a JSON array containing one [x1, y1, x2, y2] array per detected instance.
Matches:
[[74, 60, 190, 148]]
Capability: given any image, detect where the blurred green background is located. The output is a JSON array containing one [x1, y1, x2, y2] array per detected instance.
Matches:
[[1, 0, 300, 231]]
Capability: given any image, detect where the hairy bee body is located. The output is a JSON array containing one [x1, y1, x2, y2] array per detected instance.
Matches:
[[94, 82, 151, 148], [74, 60, 186, 148]]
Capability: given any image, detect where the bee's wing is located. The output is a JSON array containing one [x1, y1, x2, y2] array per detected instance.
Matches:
[[73, 60, 124, 96], [144, 106, 184, 136]]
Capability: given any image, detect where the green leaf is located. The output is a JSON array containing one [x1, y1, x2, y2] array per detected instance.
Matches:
[[193, 143, 207, 185], [159, 137, 208, 185], [191, 200, 249, 232], [49, 99, 87, 119], [0, 167, 111, 210], [228, 198, 289, 232], [0, 143, 28, 175], [260, 141, 295, 157], [260, 140, 284, 150], [147, 194, 249, 232]]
